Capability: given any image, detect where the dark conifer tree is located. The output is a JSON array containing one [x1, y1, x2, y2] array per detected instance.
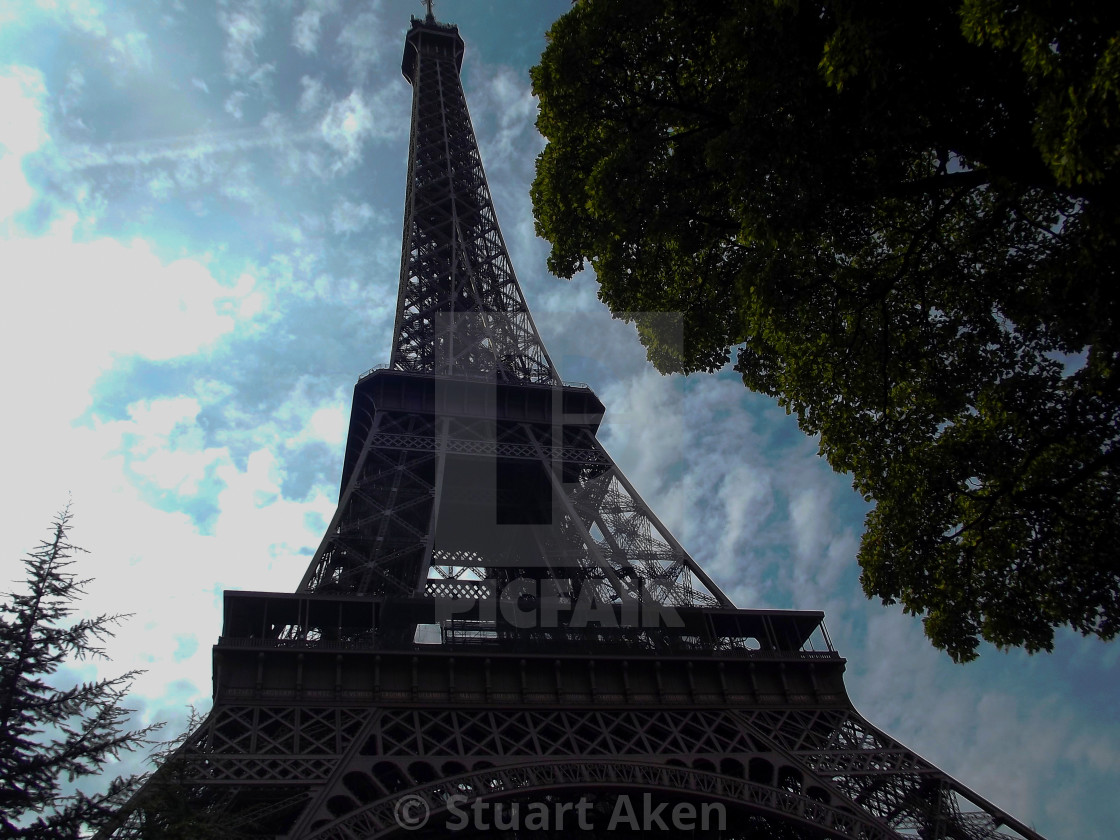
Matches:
[[99, 708, 250, 840], [0, 507, 159, 839]]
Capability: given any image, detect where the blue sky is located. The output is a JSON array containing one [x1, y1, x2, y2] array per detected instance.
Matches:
[[0, 1, 1116, 836]]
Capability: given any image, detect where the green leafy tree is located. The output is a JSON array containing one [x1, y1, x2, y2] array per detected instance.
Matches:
[[0, 508, 160, 839], [531, 0, 1120, 660]]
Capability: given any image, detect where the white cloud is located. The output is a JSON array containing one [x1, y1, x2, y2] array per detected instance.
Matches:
[[108, 28, 151, 70], [336, 7, 383, 83], [110, 397, 223, 496], [0, 66, 47, 221], [210, 447, 335, 580], [306, 405, 346, 447], [40, 0, 109, 38], [126, 396, 204, 438], [476, 65, 539, 169], [367, 81, 409, 141], [244, 60, 275, 95], [319, 89, 373, 172], [59, 66, 85, 116], [0, 377, 340, 731], [292, 0, 340, 55], [0, 151, 35, 220], [218, 0, 267, 81], [146, 169, 174, 199], [781, 478, 856, 603], [0, 216, 253, 422], [217, 157, 261, 204], [712, 460, 774, 584], [11, 1, 151, 72], [598, 369, 686, 498], [330, 198, 377, 234], [298, 75, 325, 113]]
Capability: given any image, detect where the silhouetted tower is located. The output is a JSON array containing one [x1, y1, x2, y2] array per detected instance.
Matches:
[[105, 11, 1046, 840]]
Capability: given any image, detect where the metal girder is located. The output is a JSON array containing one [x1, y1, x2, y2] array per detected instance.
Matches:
[[389, 20, 557, 385], [109, 681, 1040, 840], [297, 399, 731, 609]]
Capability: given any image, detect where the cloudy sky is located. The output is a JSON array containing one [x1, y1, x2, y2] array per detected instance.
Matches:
[[1, 1, 1116, 836]]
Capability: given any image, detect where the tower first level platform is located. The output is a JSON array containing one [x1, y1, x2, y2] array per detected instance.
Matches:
[[189, 589, 1038, 840]]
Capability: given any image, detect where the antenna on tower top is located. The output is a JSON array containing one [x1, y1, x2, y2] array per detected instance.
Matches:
[[421, 0, 435, 22]]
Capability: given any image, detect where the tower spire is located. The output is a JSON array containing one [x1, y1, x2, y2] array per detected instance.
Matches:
[[393, 11, 559, 385]]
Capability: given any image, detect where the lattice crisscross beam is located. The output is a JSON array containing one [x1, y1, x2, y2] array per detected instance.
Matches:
[[391, 19, 558, 385], [303, 760, 898, 840], [740, 707, 1033, 839], [300, 410, 440, 596]]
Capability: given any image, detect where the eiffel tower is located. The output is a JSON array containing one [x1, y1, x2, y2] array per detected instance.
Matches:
[[105, 8, 1046, 840]]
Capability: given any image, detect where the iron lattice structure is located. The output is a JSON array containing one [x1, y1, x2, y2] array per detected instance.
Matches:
[[102, 13, 1046, 840], [389, 17, 557, 385]]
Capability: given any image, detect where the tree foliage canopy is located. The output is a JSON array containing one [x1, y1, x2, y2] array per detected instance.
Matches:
[[531, 0, 1120, 660], [0, 509, 158, 839]]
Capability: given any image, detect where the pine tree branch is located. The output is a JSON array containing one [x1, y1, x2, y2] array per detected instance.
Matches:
[[0, 507, 165, 840]]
